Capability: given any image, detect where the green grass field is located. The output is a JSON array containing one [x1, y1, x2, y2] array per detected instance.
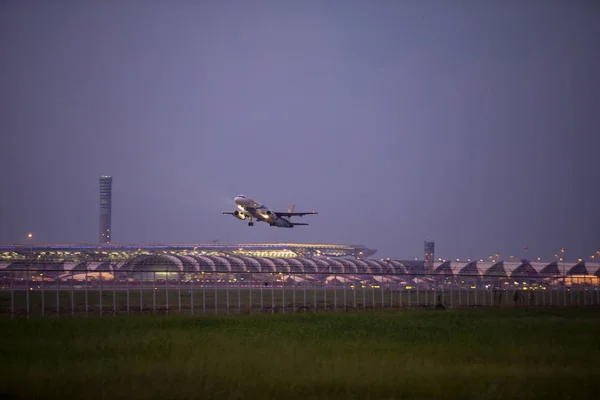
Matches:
[[1, 308, 599, 399]]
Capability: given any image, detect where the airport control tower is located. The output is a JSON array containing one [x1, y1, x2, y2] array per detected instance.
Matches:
[[99, 176, 112, 244], [424, 240, 435, 271]]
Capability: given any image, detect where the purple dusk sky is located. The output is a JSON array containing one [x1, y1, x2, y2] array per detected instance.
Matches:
[[1, 0, 599, 261]]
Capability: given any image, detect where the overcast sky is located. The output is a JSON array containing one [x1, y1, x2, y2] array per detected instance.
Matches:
[[1, 0, 599, 262]]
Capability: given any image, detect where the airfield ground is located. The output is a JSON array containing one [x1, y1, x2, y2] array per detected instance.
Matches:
[[1, 308, 598, 399]]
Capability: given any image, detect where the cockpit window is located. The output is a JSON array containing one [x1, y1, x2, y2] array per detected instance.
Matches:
[[237, 194, 246, 198]]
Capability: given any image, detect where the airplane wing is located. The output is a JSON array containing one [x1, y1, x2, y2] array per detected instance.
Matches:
[[274, 211, 318, 218]]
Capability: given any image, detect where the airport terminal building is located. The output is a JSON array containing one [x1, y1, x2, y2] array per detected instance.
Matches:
[[1, 242, 599, 287]]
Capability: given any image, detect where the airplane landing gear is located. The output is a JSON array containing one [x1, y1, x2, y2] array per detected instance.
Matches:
[[248, 222, 254, 226]]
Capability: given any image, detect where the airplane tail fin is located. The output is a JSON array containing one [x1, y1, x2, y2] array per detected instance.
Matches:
[[287, 204, 295, 219]]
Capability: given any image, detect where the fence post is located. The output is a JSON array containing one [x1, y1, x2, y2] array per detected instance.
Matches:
[[542, 282, 546, 307], [140, 271, 143, 315], [190, 273, 194, 315], [178, 272, 181, 313], [26, 266, 30, 319], [563, 276, 566, 306], [226, 272, 230, 315], [416, 278, 419, 308], [350, 276, 356, 310], [440, 279, 444, 308], [248, 272, 252, 313], [333, 274, 336, 312], [392, 276, 396, 308], [312, 272, 316, 312], [99, 270, 103, 316], [41, 269, 45, 317], [165, 268, 169, 315], [371, 278, 375, 310], [84, 271, 88, 317], [214, 272, 218, 315], [126, 272, 130, 315], [260, 272, 264, 311], [112, 268, 116, 315], [272, 273, 276, 312], [152, 272, 156, 314], [56, 265, 60, 316], [10, 271, 14, 319], [281, 273, 285, 314], [238, 272, 241, 314], [199, 271, 203, 314], [303, 271, 307, 310], [432, 277, 436, 308], [570, 278, 574, 306], [71, 271, 74, 316], [324, 274, 328, 310], [292, 272, 296, 312]]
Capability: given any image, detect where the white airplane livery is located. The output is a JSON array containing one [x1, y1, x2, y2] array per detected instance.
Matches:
[[223, 194, 318, 227]]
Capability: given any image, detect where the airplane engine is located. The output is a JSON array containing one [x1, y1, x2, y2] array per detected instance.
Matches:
[[233, 210, 247, 220]]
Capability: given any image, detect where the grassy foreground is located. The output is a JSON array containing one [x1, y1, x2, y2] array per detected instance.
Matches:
[[0, 308, 598, 399]]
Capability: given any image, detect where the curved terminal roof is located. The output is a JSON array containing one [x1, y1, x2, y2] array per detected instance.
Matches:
[[2, 255, 599, 278], [0, 242, 377, 260], [428, 260, 600, 278]]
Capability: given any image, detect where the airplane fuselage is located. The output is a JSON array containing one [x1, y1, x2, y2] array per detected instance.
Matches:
[[223, 194, 317, 228], [234, 195, 294, 227]]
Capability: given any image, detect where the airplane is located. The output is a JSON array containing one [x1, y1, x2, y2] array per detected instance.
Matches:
[[222, 194, 318, 227]]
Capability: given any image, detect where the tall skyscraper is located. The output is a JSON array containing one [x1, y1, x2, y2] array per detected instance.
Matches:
[[424, 240, 435, 271], [99, 176, 112, 244]]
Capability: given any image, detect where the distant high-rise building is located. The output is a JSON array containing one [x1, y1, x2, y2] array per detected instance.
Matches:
[[424, 240, 435, 271], [99, 176, 112, 244]]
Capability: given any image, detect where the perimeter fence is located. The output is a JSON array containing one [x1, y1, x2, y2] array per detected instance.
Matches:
[[1, 267, 598, 318]]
